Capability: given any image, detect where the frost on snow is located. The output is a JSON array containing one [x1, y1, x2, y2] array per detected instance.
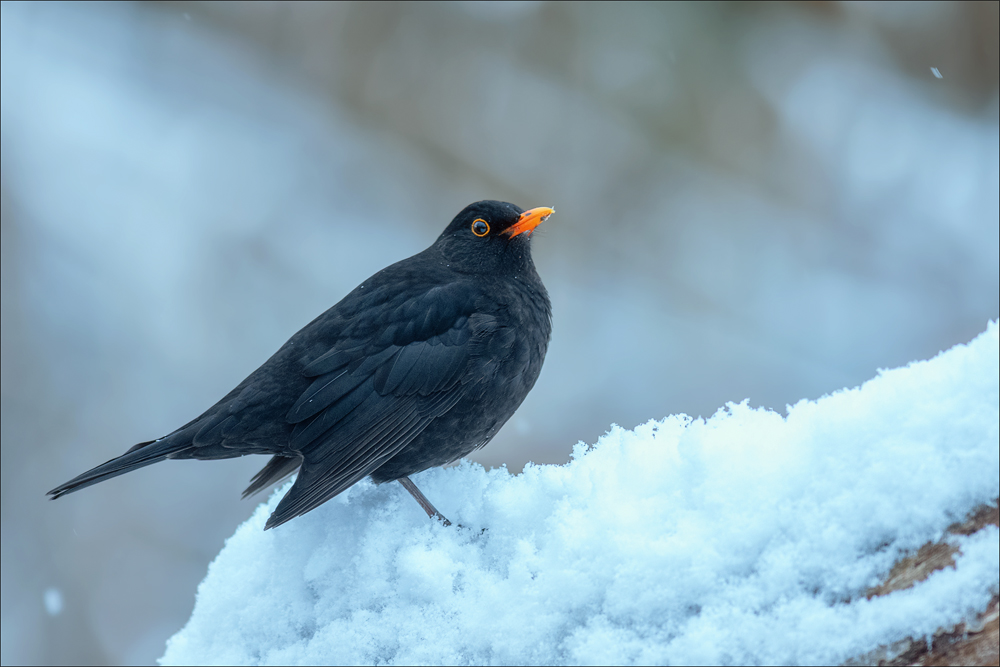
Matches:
[[161, 323, 999, 666]]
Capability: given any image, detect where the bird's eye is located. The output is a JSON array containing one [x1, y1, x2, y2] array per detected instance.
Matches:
[[471, 219, 490, 237]]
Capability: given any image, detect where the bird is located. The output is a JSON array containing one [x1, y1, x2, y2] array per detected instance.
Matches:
[[47, 200, 554, 529]]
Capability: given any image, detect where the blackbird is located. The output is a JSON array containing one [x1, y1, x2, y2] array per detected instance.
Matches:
[[48, 200, 553, 529]]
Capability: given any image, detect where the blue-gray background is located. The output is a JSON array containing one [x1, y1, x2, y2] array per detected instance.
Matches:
[[2, 2, 997, 664]]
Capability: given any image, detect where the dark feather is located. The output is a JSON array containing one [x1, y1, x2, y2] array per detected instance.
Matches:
[[303, 348, 351, 377], [290, 377, 377, 448], [265, 390, 462, 528], [242, 455, 301, 499], [265, 412, 424, 528], [47, 438, 187, 499], [287, 369, 369, 423]]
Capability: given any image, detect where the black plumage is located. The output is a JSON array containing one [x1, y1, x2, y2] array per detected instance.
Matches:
[[47, 201, 553, 529]]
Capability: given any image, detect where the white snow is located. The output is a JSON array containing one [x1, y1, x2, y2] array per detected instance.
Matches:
[[161, 322, 999, 666]]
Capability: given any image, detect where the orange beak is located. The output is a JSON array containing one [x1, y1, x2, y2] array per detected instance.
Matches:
[[503, 206, 555, 238]]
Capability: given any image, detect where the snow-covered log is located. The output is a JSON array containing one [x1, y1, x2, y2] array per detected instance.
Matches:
[[161, 323, 999, 666]]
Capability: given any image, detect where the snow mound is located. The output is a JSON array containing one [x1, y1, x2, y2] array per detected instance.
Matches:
[[162, 323, 999, 666]]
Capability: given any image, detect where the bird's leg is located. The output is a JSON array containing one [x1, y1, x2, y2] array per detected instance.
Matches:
[[398, 477, 451, 526]]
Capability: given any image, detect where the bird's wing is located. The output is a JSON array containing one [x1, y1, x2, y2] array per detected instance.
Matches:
[[265, 283, 497, 528]]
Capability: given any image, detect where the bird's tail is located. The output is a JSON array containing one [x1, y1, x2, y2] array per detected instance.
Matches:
[[241, 455, 301, 499], [47, 436, 193, 499]]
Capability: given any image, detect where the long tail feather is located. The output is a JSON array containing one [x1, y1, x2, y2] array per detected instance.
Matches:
[[47, 438, 191, 499]]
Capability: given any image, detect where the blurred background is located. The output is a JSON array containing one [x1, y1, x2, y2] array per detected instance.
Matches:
[[1, 1, 997, 664]]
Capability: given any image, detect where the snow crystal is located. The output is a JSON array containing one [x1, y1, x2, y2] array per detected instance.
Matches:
[[162, 323, 999, 666], [43, 588, 63, 617]]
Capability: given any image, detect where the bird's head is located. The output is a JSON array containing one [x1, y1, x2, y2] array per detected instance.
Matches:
[[435, 200, 554, 274]]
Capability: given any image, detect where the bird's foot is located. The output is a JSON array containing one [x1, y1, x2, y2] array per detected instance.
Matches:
[[398, 476, 452, 526]]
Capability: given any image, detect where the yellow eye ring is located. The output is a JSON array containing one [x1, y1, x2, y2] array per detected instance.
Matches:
[[471, 219, 490, 237]]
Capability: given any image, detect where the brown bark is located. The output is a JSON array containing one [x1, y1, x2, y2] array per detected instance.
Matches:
[[846, 501, 999, 667]]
